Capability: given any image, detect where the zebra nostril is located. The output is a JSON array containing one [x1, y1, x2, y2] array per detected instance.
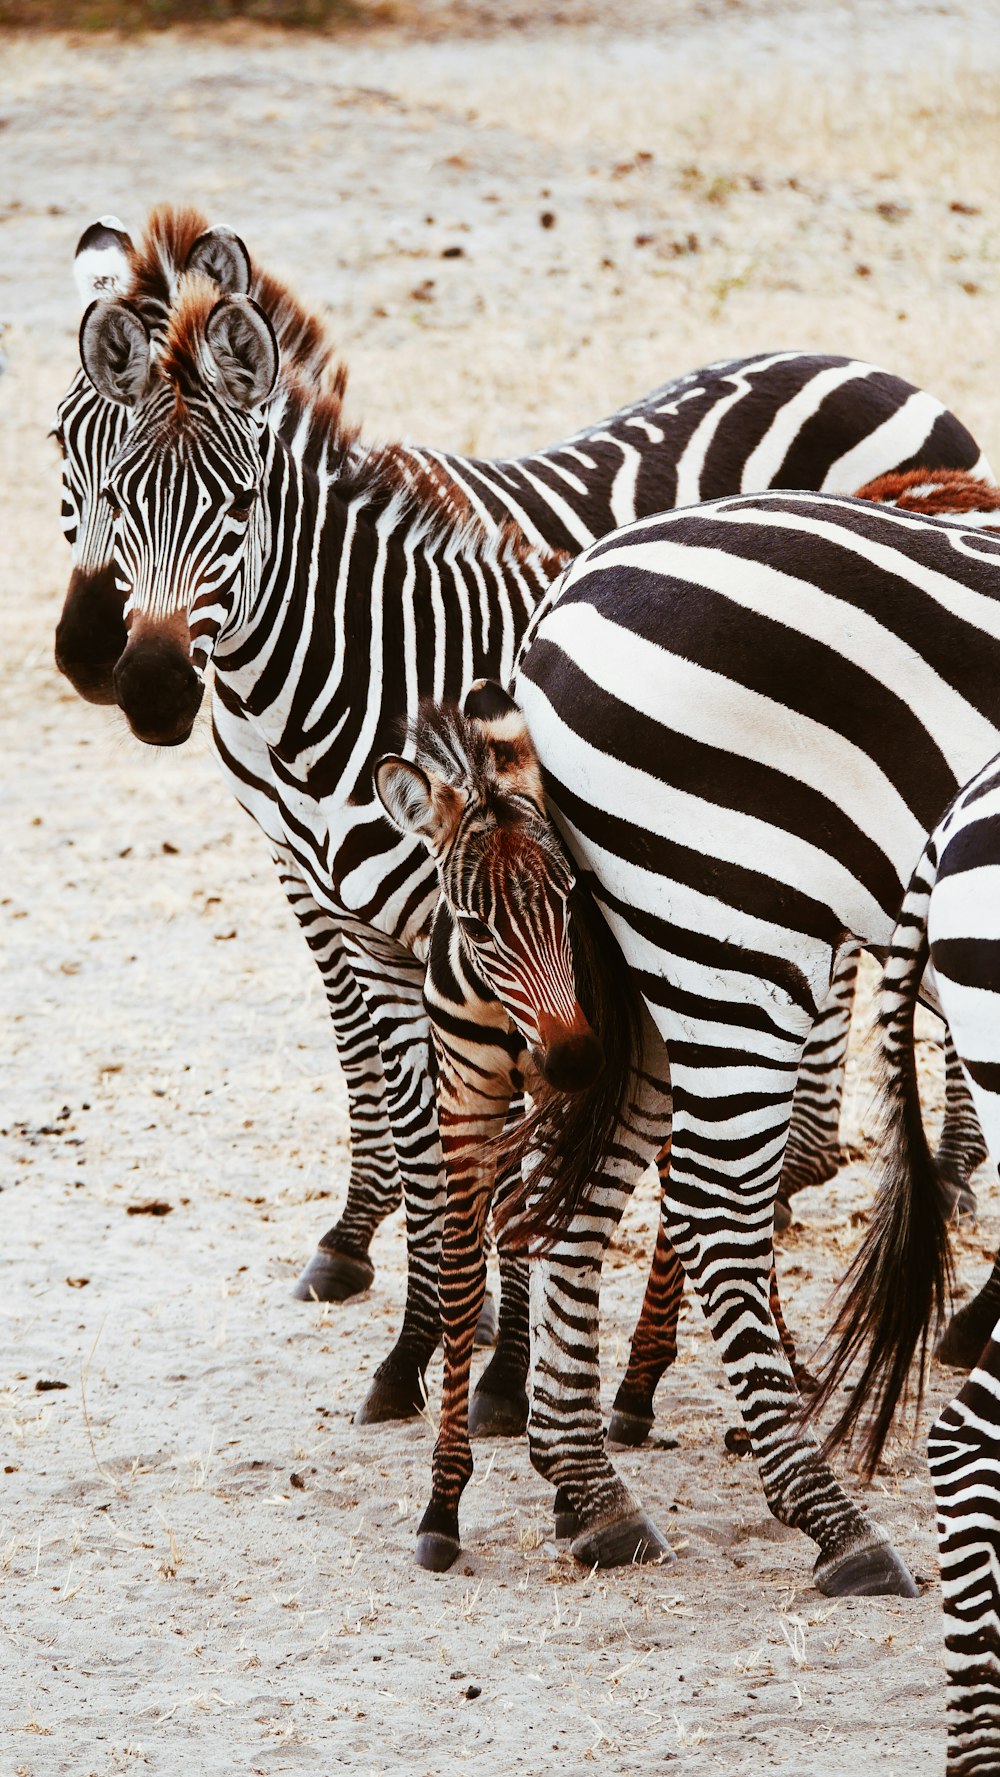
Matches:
[[113, 636, 204, 748], [538, 1032, 605, 1094]]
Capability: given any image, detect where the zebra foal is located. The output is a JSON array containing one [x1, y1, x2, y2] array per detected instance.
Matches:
[[376, 683, 810, 1569]]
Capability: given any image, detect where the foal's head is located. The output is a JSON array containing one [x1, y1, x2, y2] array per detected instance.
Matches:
[[375, 681, 604, 1095]]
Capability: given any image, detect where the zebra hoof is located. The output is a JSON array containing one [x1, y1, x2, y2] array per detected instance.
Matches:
[[474, 1292, 499, 1347], [554, 1487, 579, 1540], [937, 1295, 997, 1370], [571, 1509, 675, 1569], [415, 1531, 462, 1573], [606, 1408, 655, 1449], [468, 1387, 528, 1439], [292, 1247, 374, 1303], [814, 1540, 918, 1598], [354, 1363, 425, 1425], [943, 1182, 978, 1221]]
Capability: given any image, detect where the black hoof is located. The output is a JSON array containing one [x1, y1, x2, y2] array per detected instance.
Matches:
[[474, 1292, 499, 1348], [354, 1365, 425, 1425], [937, 1296, 998, 1371], [814, 1540, 918, 1598], [943, 1182, 978, 1221], [292, 1247, 374, 1303], [415, 1531, 462, 1572], [606, 1408, 655, 1449], [571, 1509, 675, 1569], [468, 1387, 528, 1439], [774, 1192, 792, 1234], [724, 1425, 751, 1457]]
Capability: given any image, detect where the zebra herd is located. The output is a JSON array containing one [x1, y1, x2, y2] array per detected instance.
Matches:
[[51, 204, 1000, 1770]]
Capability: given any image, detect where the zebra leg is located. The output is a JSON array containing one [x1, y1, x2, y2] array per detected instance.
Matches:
[[527, 1063, 676, 1566], [470, 1234, 531, 1439], [607, 1211, 683, 1449], [662, 1047, 917, 1597], [929, 1319, 1000, 1775], [415, 1058, 514, 1570], [271, 862, 402, 1304], [779, 941, 860, 1225], [939, 1256, 1000, 1372], [340, 934, 446, 1425], [936, 1027, 988, 1219]]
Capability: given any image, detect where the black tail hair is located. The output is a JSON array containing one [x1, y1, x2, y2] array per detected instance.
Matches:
[[492, 881, 646, 1252], [804, 921, 954, 1476]]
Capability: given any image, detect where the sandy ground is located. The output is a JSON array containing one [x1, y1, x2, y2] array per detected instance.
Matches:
[[4, 4, 1000, 1772]]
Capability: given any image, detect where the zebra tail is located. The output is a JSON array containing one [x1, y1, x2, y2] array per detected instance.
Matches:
[[492, 883, 646, 1252], [807, 881, 954, 1478]]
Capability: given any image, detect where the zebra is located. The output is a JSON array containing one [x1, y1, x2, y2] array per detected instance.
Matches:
[[54, 216, 996, 1354], [70, 278, 995, 1487], [376, 682, 811, 1567], [452, 483, 1000, 1592], [799, 757, 1000, 1773]]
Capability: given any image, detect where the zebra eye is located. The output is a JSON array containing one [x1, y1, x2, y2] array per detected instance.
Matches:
[[229, 488, 258, 521], [458, 913, 491, 946], [49, 426, 67, 460], [103, 487, 122, 519]]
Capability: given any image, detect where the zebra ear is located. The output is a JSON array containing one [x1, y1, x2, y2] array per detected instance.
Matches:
[[463, 679, 520, 724], [205, 295, 278, 410], [73, 216, 134, 306], [79, 298, 152, 406], [375, 755, 464, 857], [186, 226, 252, 295]]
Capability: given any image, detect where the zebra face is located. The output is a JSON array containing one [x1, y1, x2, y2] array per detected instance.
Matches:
[[448, 824, 604, 1094], [77, 287, 278, 747], [52, 380, 131, 703]]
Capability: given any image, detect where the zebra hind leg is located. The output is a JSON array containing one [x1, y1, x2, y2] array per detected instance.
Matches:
[[606, 1207, 683, 1449], [778, 943, 860, 1227], [929, 1321, 1000, 1775], [470, 1244, 530, 1438], [663, 1048, 917, 1598], [935, 1027, 988, 1219]]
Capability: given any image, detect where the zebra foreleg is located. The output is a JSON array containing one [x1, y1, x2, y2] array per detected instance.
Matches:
[[929, 1321, 1000, 1776], [607, 1209, 683, 1449], [273, 867, 403, 1304], [414, 1066, 513, 1572], [662, 1050, 917, 1597]]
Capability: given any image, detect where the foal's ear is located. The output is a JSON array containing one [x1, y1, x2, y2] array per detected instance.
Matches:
[[79, 298, 152, 406], [463, 678, 520, 724], [375, 755, 464, 857], [186, 225, 252, 295], [73, 216, 134, 307], [205, 295, 279, 410]]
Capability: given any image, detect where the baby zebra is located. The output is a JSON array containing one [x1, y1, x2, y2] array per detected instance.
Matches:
[[376, 683, 808, 1570], [811, 753, 1000, 1774]]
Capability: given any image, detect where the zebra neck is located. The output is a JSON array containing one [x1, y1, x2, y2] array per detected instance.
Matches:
[[213, 434, 558, 842]]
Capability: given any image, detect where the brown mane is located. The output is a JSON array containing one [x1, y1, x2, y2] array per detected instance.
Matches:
[[857, 466, 1000, 523]]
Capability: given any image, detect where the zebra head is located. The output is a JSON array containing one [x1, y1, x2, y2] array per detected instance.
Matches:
[[376, 682, 605, 1094], [53, 211, 253, 707], [77, 279, 278, 747]]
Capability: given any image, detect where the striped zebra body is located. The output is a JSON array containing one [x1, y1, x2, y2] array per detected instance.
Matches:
[[500, 490, 1000, 1590], [811, 757, 1000, 1769], [72, 276, 993, 1446]]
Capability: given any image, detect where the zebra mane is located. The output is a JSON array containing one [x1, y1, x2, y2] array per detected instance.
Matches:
[[125, 204, 339, 388], [857, 466, 1000, 525]]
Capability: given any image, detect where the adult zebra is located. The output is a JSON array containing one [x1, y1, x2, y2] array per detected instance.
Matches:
[[54, 213, 995, 1340], [802, 756, 1000, 1773], [67, 274, 992, 1438]]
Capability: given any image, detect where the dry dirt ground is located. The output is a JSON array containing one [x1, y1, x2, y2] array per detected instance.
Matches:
[[4, 4, 1000, 1773]]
